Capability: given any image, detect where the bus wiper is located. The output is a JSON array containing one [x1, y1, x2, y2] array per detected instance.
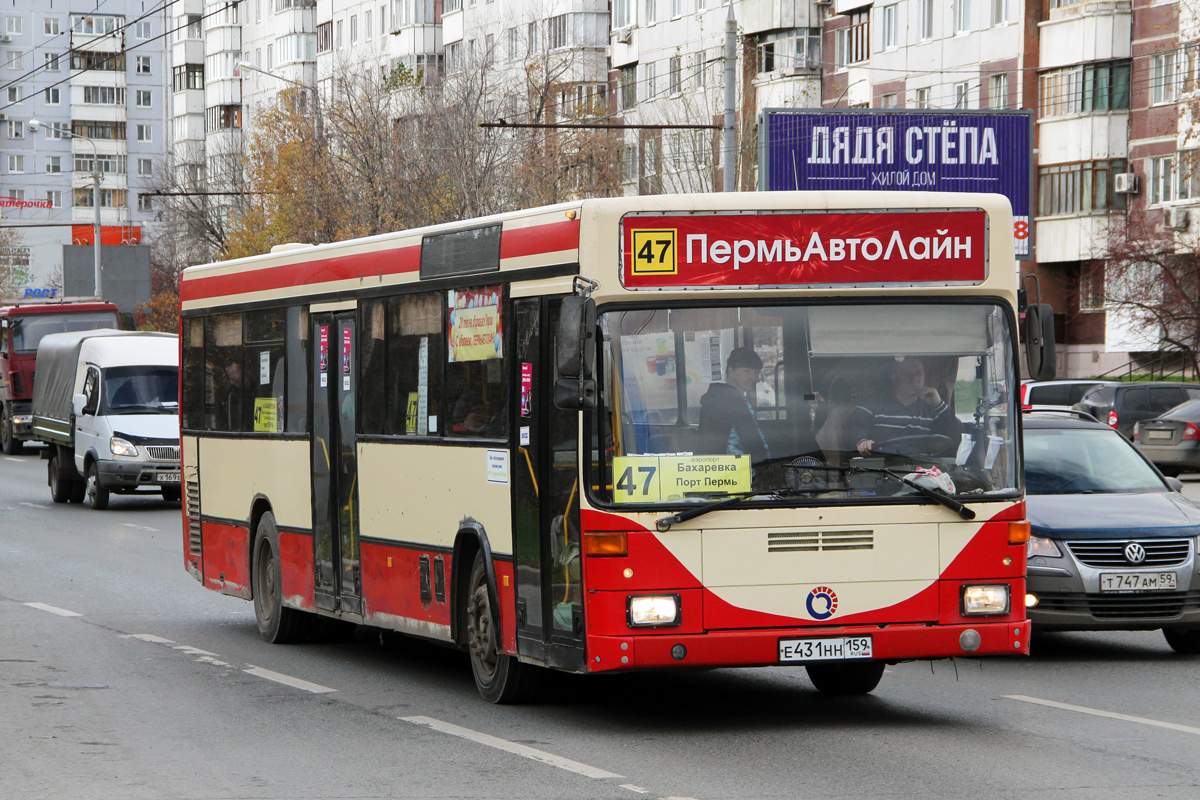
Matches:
[[777, 464, 975, 520], [850, 465, 975, 520], [655, 492, 759, 532]]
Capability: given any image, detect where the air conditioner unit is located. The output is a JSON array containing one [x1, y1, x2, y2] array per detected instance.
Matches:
[[615, 26, 633, 44], [1164, 206, 1189, 231], [1114, 172, 1138, 194], [814, 0, 832, 5], [0, 34, 11, 43]]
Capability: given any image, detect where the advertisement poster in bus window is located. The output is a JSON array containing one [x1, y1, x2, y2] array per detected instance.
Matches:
[[342, 328, 352, 391], [520, 362, 532, 417], [318, 325, 328, 388], [448, 287, 503, 362], [417, 336, 429, 434]]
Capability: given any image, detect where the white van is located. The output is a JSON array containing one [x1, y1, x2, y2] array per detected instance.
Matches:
[[32, 330, 180, 509]]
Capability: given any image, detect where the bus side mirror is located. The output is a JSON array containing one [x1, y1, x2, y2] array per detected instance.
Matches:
[[554, 296, 598, 410], [1025, 303, 1057, 381]]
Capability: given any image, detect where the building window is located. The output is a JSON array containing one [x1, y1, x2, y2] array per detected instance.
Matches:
[[619, 64, 637, 110], [172, 64, 205, 91], [881, 4, 898, 50], [548, 14, 569, 49], [136, 21, 151, 38], [137, 194, 154, 212], [880, 93, 899, 108], [74, 155, 127, 174], [6, 120, 23, 139], [6, 16, 23, 35], [1038, 159, 1129, 216], [914, 87, 930, 108], [137, 124, 153, 142], [138, 158, 154, 177], [317, 22, 332, 53], [47, 190, 62, 208], [954, 82, 970, 109], [955, 0, 971, 33], [757, 29, 821, 74], [74, 188, 128, 208], [614, 0, 630, 29], [1149, 155, 1175, 205], [44, 18, 60, 35], [835, 11, 869, 68], [44, 121, 68, 139], [991, 0, 1008, 25], [646, 0, 657, 25], [1038, 60, 1131, 118], [44, 52, 60, 71], [83, 86, 126, 105], [136, 55, 151, 74], [669, 56, 681, 95], [72, 15, 120, 34], [46, 156, 62, 173], [646, 62, 657, 100], [335, 20, 342, 48], [137, 90, 152, 107], [919, 0, 933, 40], [6, 50, 23, 70], [350, 15, 358, 44], [990, 73, 1008, 109], [204, 105, 243, 133], [7, 155, 25, 173], [1079, 263, 1104, 311], [45, 87, 60, 104], [6, 86, 18, 104], [71, 51, 124, 71], [1151, 52, 1179, 106]]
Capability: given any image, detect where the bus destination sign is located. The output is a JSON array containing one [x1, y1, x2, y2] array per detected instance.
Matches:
[[621, 210, 988, 289]]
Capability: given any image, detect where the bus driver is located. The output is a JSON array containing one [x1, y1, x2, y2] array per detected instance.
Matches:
[[850, 357, 961, 456]]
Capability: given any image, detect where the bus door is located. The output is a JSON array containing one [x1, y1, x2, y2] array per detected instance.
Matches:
[[511, 296, 585, 671], [311, 312, 362, 615]]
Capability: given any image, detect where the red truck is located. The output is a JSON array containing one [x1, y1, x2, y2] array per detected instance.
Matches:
[[1, 300, 121, 454]]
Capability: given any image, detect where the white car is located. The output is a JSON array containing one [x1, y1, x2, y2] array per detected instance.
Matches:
[[1021, 379, 1117, 414]]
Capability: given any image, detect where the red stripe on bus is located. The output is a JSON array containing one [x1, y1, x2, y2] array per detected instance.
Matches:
[[181, 246, 421, 302], [500, 218, 579, 260]]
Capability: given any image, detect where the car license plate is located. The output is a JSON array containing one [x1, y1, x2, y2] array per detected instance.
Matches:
[[779, 636, 873, 662], [1147, 429, 1172, 440], [156, 472, 181, 483], [1099, 572, 1177, 592]]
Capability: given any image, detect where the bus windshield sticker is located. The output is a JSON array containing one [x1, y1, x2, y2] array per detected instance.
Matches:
[[253, 397, 277, 432], [259, 350, 270, 385], [621, 210, 987, 289], [406, 392, 418, 433], [448, 287, 503, 362], [613, 454, 750, 503]]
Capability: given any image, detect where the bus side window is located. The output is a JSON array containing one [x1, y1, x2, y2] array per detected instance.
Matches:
[[182, 317, 205, 431], [446, 286, 507, 440], [360, 300, 386, 434], [205, 312, 244, 432], [285, 306, 308, 433], [387, 292, 443, 436], [244, 309, 286, 433]]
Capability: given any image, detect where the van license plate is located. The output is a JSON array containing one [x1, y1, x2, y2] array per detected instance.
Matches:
[[157, 473, 181, 483], [1099, 572, 1176, 592], [779, 636, 872, 662]]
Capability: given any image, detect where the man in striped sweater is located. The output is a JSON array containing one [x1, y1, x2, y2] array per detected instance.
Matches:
[[850, 358, 961, 456]]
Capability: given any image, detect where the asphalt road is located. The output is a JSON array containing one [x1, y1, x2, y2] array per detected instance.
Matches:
[[3, 446, 1199, 800]]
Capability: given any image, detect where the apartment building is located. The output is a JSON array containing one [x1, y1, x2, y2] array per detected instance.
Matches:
[[0, 1, 168, 300]]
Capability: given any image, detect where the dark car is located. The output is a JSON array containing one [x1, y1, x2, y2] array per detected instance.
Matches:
[[1134, 398, 1200, 476], [1023, 414, 1200, 653], [1074, 381, 1200, 438]]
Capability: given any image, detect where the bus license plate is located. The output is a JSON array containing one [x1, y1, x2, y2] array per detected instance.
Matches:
[[779, 636, 873, 662], [157, 473, 181, 483], [1100, 572, 1176, 593]]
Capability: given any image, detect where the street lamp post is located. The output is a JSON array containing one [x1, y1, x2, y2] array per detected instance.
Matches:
[[29, 118, 104, 299]]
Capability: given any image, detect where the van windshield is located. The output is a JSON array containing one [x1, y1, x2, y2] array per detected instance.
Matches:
[[102, 366, 179, 414]]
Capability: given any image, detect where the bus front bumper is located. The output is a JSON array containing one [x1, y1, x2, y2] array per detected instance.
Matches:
[[585, 619, 1030, 672]]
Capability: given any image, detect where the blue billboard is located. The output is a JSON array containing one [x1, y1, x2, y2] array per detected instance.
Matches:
[[759, 109, 1033, 259]]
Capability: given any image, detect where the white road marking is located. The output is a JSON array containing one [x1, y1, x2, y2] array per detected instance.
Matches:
[[620, 785, 649, 794], [123, 633, 175, 644], [401, 716, 623, 780], [1005, 694, 1200, 736], [18, 502, 46, 509], [120, 523, 160, 532], [244, 665, 336, 694], [24, 602, 82, 617]]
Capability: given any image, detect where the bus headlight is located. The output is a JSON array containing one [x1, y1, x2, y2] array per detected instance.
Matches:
[[110, 436, 138, 457], [627, 595, 681, 627], [961, 584, 1011, 616]]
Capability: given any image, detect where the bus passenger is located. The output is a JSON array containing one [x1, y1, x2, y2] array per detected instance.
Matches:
[[849, 358, 961, 456], [698, 347, 770, 463], [452, 394, 489, 435]]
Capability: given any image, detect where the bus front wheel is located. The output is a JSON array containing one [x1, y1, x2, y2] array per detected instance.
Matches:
[[252, 511, 309, 644], [806, 661, 886, 695], [466, 551, 538, 704]]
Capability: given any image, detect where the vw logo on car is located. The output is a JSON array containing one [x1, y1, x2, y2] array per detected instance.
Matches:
[[1124, 542, 1147, 564]]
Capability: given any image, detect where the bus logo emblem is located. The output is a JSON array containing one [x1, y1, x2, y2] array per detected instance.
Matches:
[[806, 586, 838, 620], [630, 229, 678, 275]]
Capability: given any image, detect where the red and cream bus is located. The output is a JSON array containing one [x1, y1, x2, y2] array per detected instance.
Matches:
[[180, 191, 1038, 702]]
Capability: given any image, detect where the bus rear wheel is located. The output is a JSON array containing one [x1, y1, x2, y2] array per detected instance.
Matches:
[[252, 511, 309, 644], [806, 661, 886, 695], [466, 551, 538, 704]]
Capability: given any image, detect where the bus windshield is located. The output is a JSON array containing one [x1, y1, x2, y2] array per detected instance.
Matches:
[[596, 302, 1017, 506]]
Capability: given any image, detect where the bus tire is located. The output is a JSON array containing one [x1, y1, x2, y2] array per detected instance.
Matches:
[[85, 462, 110, 510], [48, 454, 70, 503], [806, 661, 886, 695], [466, 551, 538, 704], [252, 511, 308, 644]]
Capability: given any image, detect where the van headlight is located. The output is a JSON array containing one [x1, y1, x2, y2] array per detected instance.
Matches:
[[627, 595, 681, 627], [110, 437, 138, 457], [961, 584, 1011, 616]]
